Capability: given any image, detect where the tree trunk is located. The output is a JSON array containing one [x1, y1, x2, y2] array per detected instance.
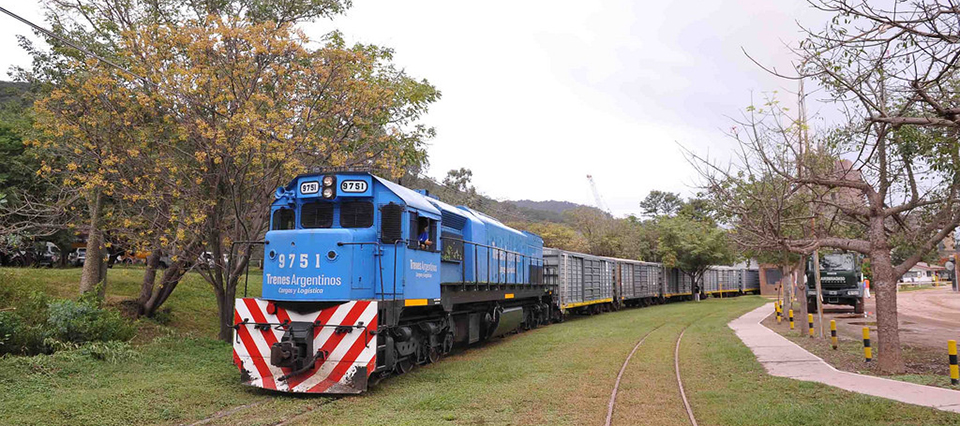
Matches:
[[796, 260, 808, 336], [142, 261, 186, 316], [137, 251, 161, 316], [216, 252, 251, 342], [217, 293, 236, 342], [79, 191, 104, 294], [871, 248, 905, 373], [97, 254, 108, 300]]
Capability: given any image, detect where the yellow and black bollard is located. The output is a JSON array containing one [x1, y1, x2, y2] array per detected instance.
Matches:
[[949, 340, 958, 386], [830, 320, 838, 350], [808, 314, 814, 337], [789, 309, 794, 330], [863, 327, 872, 362], [776, 302, 782, 324]]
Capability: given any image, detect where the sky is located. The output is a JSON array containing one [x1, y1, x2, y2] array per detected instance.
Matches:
[[0, 0, 829, 217]]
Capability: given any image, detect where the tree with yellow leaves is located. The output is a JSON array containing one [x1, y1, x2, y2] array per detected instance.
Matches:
[[28, 0, 439, 340]]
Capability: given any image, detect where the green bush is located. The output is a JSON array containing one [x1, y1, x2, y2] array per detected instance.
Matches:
[[46, 299, 136, 344], [0, 311, 50, 355], [0, 311, 17, 351]]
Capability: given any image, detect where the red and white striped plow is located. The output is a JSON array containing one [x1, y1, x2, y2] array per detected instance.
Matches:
[[232, 298, 378, 394]]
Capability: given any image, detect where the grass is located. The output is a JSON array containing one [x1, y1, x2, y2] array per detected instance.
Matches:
[[1, 268, 958, 425], [897, 284, 945, 293]]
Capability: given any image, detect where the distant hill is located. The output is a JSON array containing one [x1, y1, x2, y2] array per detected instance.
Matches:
[[398, 174, 597, 224], [509, 199, 584, 215], [0, 81, 30, 108]]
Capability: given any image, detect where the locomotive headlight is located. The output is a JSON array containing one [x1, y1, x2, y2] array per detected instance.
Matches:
[[322, 187, 334, 199], [322, 176, 335, 187]]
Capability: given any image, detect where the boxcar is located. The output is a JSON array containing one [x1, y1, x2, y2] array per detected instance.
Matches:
[[544, 248, 616, 314], [614, 258, 663, 307]]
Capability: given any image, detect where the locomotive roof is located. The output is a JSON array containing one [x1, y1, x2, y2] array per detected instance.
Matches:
[[373, 176, 441, 216], [285, 171, 440, 215]]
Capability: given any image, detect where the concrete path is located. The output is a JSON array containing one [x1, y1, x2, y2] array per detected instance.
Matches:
[[729, 303, 960, 414]]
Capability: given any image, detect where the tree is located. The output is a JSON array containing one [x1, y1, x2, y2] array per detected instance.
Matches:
[[562, 207, 617, 256], [693, 97, 960, 373], [639, 190, 683, 218], [656, 213, 737, 295], [509, 221, 589, 253], [690, 0, 960, 373], [29, 0, 439, 340], [443, 168, 475, 193]]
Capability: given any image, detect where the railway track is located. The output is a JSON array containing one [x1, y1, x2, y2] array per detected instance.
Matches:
[[604, 324, 665, 426], [185, 396, 341, 426], [606, 314, 712, 426], [269, 397, 342, 426]]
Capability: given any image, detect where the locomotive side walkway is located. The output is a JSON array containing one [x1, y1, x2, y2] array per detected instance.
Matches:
[[730, 303, 960, 414]]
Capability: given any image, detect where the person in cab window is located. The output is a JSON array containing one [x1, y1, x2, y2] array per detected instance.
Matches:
[[418, 224, 433, 250]]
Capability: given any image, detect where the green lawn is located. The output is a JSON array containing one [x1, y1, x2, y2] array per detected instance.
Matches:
[[1, 268, 958, 425]]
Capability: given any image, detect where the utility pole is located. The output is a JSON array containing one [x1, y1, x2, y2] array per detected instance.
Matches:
[[799, 67, 825, 337]]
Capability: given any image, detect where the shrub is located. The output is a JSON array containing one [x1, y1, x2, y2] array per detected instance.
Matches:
[[150, 307, 174, 326], [46, 299, 136, 344], [0, 311, 50, 355], [0, 311, 18, 352]]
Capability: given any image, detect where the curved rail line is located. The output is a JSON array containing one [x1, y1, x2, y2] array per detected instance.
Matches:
[[675, 327, 697, 426], [270, 396, 342, 426], [604, 324, 665, 426]]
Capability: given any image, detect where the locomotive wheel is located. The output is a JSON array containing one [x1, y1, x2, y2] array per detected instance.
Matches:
[[397, 358, 414, 375], [428, 347, 441, 364]]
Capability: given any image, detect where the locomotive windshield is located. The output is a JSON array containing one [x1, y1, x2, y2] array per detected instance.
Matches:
[[340, 201, 374, 228], [301, 202, 334, 228]]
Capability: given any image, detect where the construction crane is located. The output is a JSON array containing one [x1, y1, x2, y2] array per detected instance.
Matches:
[[586, 174, 612, 214]]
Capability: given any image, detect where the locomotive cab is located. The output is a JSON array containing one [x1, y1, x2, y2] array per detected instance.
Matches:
[[262, 172, 443, 303]]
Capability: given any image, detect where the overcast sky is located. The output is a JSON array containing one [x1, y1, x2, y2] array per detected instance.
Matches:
[[0, 0, 829, 217]]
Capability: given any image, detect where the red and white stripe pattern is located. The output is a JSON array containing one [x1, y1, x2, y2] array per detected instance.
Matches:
[[232, 298, 378, 394]]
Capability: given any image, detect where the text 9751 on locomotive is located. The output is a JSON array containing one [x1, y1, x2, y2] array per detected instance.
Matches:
[[232, 171, 553, 394]]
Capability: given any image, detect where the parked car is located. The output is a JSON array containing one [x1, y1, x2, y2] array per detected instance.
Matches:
[[36, 242, 61, 268], [68, 248, 87, 267]]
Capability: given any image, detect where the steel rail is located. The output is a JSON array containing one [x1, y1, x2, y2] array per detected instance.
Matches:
[[675, 327, 698, 426], [605, 323, 665, 426]]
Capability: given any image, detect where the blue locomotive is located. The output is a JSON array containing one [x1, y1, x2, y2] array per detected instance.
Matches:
[[233, 171, 552, 394]]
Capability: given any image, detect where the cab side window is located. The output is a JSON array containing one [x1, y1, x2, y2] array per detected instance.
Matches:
[[272, 208, 295, 230], [409, 214, 437, 251]]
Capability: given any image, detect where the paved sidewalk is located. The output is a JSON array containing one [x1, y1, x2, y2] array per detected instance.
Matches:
[[730, 303, 960, 413]]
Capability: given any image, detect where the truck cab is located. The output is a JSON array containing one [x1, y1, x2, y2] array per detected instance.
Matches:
[[806, 252, 864, 314]]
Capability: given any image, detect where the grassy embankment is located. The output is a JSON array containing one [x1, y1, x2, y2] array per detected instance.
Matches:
[[1, 267, 958, 425]]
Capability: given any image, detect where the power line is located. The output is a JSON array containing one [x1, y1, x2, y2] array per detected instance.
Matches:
[[0, 6, 142, 79]]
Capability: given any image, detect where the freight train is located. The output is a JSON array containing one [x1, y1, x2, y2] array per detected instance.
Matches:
[[231, 171, 759, 394]]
